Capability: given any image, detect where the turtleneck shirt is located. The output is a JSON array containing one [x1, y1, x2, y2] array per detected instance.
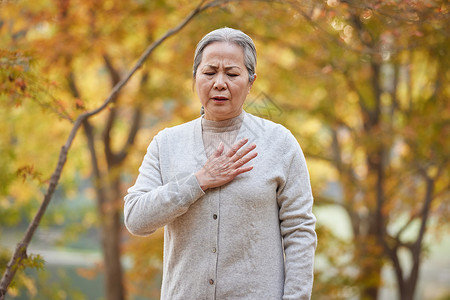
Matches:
[[201, 111, 245, 157]]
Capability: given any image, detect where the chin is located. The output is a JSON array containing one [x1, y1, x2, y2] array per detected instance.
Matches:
[[205, 110, 238, 121]]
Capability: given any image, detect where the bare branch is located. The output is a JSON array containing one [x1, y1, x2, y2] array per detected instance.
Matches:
[[82, 119, 105, 206], [102, 58, 147, 167], [102, 53, 122, 167], [67, 71, 81, 99], [114, 105, 143, 166], [104, 105, 117, 166], [394, 211, 421, 241], [331, 128, 343, 174], [103, 54, 121, 87], [340, 69, 372, 122], [407, 177, 435, 291]]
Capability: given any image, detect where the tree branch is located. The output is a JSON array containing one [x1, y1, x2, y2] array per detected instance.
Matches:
[[114, 105, 143, 166], [340, 69, 374, 128], [394, 211, 421, 242], [407, 176, 435, 291], [82, 118, 106, 208], [105, 67, 148, 167], [102, 53, 123, 167]]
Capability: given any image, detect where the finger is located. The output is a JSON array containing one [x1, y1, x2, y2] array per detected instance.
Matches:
[[233, 165, 254, 176], [214, 142, 225, 157], [232, 143, 256, 163], [226, 138, 248, 158], [232, 151, 258, 168]]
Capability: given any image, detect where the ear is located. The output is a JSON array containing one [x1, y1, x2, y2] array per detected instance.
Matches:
[[248, 73, 257, 94]]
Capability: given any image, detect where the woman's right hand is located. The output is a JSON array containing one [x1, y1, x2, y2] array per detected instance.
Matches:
[[195, 138, 258, 191]]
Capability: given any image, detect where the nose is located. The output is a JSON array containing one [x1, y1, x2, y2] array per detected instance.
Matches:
[[213, 73, 227, 90]]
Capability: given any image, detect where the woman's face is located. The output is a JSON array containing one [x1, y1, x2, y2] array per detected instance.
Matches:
[[195, 42, 255, 121]]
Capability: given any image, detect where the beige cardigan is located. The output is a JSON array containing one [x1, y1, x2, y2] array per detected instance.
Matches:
[[124, 111, 317, 300]]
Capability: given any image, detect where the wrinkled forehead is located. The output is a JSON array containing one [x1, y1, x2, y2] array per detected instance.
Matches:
[[200, 42, 245, 68]]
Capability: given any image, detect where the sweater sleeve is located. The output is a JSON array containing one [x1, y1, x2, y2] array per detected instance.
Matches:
[[124, 132, 205, 236], [277, 131, 317, 300]]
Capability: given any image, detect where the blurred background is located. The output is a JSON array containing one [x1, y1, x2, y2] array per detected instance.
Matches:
[[0, 0, 449, 299]]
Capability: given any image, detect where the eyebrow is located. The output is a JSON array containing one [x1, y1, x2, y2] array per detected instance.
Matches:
[[202, 64, 242, 70]]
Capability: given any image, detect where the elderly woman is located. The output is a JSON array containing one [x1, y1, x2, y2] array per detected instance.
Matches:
[[124, 27, 317, 300]]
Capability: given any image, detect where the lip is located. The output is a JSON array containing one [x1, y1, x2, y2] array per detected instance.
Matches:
[[211, 96, 229, 101]]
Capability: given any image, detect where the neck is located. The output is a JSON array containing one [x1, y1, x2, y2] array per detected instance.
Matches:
[[203, 109, 243, 121]]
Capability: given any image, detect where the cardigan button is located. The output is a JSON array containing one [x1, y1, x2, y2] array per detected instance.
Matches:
[[212, 247, 216, 253], [213, 214, 217, 220], [209, 279, 214, 285]]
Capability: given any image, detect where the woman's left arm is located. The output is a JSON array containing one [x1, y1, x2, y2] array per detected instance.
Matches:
[[277, 132, 317, 300]]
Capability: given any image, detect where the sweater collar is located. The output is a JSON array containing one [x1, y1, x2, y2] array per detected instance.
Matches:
[[195, 110, 254, 160], [201, 110, 245, 133]]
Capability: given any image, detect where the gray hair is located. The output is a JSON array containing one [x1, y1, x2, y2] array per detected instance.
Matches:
[[193, 27, 257, 83]]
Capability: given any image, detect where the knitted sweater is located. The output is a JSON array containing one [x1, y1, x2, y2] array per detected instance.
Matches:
[[124, 111, 317, 300]]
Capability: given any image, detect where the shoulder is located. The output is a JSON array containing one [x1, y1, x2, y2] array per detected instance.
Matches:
[[244, 112, 297, 144], [244, 112, 304, 166]]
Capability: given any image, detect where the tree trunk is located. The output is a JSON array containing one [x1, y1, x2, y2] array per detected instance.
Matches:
[[400, 282, 415, 300], [100, 179, 124, 300], [357, 230, 382, 300], [84, 120, 125, 300]]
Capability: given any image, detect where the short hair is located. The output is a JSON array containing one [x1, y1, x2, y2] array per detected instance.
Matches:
[[193, 27, 257, 83]]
